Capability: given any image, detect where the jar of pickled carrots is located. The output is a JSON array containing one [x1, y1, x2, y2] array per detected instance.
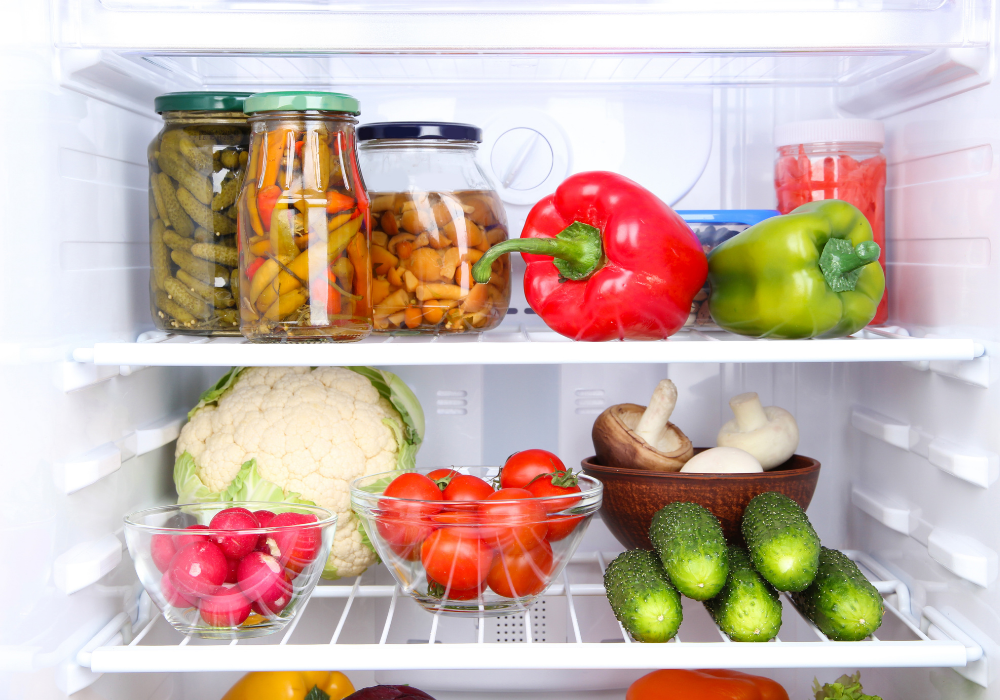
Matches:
[[148, 92, 253, 335], [357, 122, 510, 333], [237, 91, 372, 342]]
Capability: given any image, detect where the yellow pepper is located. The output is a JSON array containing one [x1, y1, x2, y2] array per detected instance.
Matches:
[[221, 670, 354, 700]]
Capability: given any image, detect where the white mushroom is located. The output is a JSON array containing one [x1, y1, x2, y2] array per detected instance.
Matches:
[[717, 392, 799, 470], [680, 446, 763, 473], [634, 379, 685, 455]]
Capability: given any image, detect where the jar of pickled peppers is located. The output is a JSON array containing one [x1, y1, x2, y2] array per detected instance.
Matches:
[[148, 92, 253, 335], [357, 122, 510, 333], [774, 119, 887, 325], [237, 91, 372, 342]]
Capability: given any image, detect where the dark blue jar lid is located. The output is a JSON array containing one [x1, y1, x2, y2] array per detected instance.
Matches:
[[357, 122, 482, 143]]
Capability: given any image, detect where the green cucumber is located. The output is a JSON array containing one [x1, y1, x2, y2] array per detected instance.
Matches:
[[742, 491, 820, 592], [649, 501, 729, 600], [791, 547, 884, 641], [604, 549, 683, 642], [705, 545, 783, 642]]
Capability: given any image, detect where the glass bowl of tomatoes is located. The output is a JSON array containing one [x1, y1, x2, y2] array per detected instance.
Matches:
[[350, 450, 603, 615], [124, 502, 336, 639]]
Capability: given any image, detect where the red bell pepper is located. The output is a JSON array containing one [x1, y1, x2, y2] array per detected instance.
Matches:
[[472, 171, 707, 341]]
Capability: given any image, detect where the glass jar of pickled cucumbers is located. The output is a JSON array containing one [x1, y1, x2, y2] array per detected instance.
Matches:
[[237, 91, 372, 342], [148, 92, 253, 335], [357, 122, 510, 333]]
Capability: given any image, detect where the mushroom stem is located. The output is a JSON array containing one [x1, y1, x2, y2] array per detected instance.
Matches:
[[635, 379, 682, 453], [729, 392, 769, 432]]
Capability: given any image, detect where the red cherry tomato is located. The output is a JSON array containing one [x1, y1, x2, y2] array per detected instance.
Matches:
[[487, 540, 554, 598], [389, 539, 423, 562], [443, 475, 495, 504], [500, 449, 566, 490], [427, 468, 460, 482], [545, 514, 584, 542], [377, 473, 443, 550], [427, 576, 487, 601], [421, 527, 494, 591], [525, 472, 582, 513], [479, 488, 548, 554]]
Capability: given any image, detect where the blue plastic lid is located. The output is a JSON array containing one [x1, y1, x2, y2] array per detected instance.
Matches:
[[677, 210, 780, 226]]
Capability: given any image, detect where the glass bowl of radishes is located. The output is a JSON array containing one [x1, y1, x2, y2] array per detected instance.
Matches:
[[350, 450, 603, 615], [124, 502, 336, 639]]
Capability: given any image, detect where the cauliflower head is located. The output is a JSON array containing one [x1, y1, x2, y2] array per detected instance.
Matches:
[[175, 366, 424, 579]]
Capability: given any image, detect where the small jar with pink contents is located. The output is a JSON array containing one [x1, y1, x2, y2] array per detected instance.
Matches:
[[774, 119, 887, 325]]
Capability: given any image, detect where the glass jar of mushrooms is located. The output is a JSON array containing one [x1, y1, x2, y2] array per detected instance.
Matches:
[[357, 122, 511, 333]]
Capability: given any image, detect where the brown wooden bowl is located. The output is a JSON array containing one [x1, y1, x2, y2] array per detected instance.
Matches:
[[581, 450, 820, 548]]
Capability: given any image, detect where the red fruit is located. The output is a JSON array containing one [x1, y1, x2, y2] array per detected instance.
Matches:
[[426, 468, 460, 489], [237, 551, 284, 598], [389, 539, 423, 562], [198, 585, 251, 627], [426, 575, 486, 601], [256, 571, 293, 615], [500, 449, 566, 490], [269, 512, 321, 576], [443, 475, 495, 505], [421, 527, 494, 591], [545, 514, 584, 542], [176, 524, 209, 548], [224, 557, 240, 584], [479, 488, 548, 554], [487, 540, 553, 599], [208, 507, 260, 560], [160, 570, 196, 607], [169, 541, 228, 599], [253, 510, 276, 549], [376, 513, 436, 551], [524, 472, 582, 513], [151, 534, 177, 573]]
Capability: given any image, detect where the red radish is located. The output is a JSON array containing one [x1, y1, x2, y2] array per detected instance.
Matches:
[[208, 507, 259, 560], [224, 557, 240, 584], [169, 541, 228, 598], [151, 534, 177, 572], [236, 552, 284, 599], [269, 512, 321, 575], [176, 524, 209, 548], [198, 585, 251, 627], [160, 570, 196, 607], [253, 510, 276, 548], [254, 571, 293, 616]]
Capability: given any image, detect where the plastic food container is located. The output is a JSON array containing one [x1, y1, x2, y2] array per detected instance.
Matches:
[[148, 92, 253, 335], [237, 91, 372, 342], [774, 119, 887, 325], [351, 467, 603, 615], [357, 122, 511, 333], [124, 502, 336, 639], [677, 210, 780, 328]]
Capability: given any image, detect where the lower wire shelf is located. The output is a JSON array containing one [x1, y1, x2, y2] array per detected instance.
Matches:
[[87, 551, 980, 674]]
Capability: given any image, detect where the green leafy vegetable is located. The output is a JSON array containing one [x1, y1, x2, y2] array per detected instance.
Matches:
[[348, 366, 425, 471], [304, 686, 331, 700], [188, 366, 247, 419], [813, 672, 883, 700], [174, 451, 313, 506]]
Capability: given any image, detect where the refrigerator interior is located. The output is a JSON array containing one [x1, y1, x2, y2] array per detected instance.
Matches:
[[2, 0, 999, 698]]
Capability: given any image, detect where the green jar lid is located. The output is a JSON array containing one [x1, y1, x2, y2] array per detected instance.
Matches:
[[244, 91, 360, 116], [154, 92, 254, 113]]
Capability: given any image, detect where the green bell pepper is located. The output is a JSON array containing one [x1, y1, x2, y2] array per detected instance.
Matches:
[[707, 200, 885, 339]]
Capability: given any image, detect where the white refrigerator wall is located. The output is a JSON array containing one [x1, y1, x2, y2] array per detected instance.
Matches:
[[2, 1, 1000, 698]]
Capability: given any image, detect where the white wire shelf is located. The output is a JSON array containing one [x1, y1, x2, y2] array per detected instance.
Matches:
[[85, 551, 979, 675], [71, 327, 984, 368]]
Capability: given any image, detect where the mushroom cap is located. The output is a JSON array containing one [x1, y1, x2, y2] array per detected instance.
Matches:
[[592, 403, 694, 472], [680, 446, 763, 473], [717, 405, 799, 470]]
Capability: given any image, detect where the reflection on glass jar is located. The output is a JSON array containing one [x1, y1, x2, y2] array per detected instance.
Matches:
[[359, 123, 511, 333], [148, 92, 253, 335], [237, 91, 372, 342]]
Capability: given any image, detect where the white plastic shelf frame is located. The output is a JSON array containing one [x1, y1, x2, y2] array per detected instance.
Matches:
[[59, 0, 991, 54], [71, 328, 984, 368], [86, 551, 980, 675]]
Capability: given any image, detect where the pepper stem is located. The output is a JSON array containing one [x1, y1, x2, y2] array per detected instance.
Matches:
[[472, 221, 603, 284], [819, 238, 881, 293]]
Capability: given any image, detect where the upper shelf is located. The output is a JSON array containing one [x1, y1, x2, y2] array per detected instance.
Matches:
[[70, 327, 984, 367], [60, 0, 990, 53]]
